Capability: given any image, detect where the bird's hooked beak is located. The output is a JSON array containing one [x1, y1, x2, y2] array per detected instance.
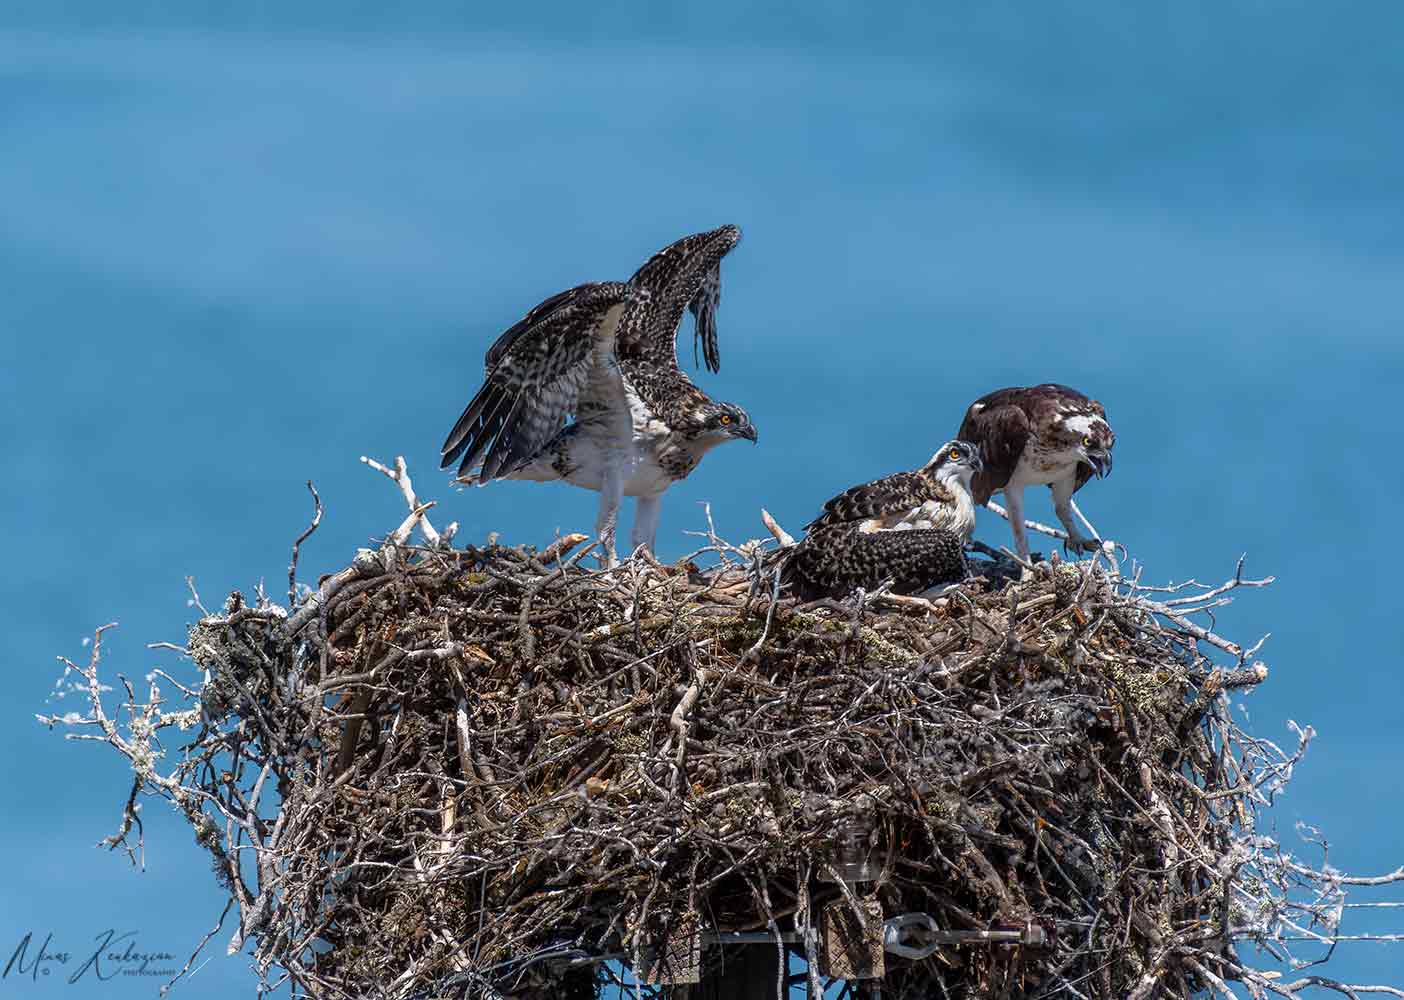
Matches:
[[738, 424, 758, 444], [1083, 448, 1113, 479]]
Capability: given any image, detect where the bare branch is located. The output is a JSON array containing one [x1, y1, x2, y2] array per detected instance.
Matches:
[[41, 466, 1399, 1000], [288, 479, 323, 607]]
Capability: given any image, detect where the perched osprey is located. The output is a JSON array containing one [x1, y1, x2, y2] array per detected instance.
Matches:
[[781, 440, 983, 600], [956, 383, 1115, 561], [440, 226, 757, 566]]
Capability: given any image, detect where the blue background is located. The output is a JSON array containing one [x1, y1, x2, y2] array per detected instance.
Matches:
[[2, 4, 1401, 995]]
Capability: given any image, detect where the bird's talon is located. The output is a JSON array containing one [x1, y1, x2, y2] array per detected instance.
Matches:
[[1063, 536, 1101, 557]]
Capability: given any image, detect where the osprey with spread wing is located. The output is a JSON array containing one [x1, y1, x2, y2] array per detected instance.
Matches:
[[440, 226, 756, 566]]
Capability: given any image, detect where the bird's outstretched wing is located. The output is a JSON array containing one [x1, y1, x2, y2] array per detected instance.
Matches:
[[689, 260, 723, 373], [782, 525, 968, 601], [618, 224, 741, 375], [957, 391, 1034, 504], [804, 471, 945, 532], [441, 281, 632, 483]]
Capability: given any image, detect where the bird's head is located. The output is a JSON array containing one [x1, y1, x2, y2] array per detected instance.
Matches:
[[689, 401, 757, 445], [924, 439, 983, 486], [1058, 412, 1116, 479]]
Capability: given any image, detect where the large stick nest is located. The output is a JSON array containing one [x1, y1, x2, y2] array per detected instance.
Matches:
[[49, 464, 1398, 999], [185, 521, 1286, 999]]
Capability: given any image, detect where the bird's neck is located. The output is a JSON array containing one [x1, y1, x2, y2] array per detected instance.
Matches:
[[654, 433, 724, 479], [936, 473, 978, 539]]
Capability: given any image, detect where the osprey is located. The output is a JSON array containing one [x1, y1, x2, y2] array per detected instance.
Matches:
[[956, 383, 1116, 561], [440, 226, 757, 566], [782, 440, 983, 600]]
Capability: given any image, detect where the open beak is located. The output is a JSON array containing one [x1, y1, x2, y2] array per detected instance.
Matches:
[[1085, 449, 1112, 479]]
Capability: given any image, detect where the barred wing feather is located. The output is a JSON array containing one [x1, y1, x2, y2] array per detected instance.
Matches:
[[621, 224, 740, 375], [440, 281, 631, 483]]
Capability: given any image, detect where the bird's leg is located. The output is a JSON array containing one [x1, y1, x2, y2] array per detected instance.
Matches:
[[1003, 483, 1033, 562], [595, 464, 625, 568], [1050, 478, 1098, 555], [631, 494, 663, 557]]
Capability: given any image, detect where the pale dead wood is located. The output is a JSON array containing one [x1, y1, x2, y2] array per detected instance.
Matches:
[[759, 508, 795, 547], [39, 461, 1402, 1000]]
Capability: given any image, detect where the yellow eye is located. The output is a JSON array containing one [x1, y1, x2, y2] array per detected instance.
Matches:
[[719, 414, 732, 425], [1082, 435, 1093, 447], [948, 449, 961, 461]]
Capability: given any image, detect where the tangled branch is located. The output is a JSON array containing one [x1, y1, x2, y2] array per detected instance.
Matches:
[[39, 459, 1402, 999]]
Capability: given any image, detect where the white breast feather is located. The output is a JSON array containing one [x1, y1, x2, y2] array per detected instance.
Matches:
[[895, 499, 947, 530], [622, 382, 672, 442]]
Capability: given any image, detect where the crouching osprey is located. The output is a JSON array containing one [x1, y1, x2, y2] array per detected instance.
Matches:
[[781, 441, 983, 600], [440, 226, 756, 566], [957, 383, 1116, 561]]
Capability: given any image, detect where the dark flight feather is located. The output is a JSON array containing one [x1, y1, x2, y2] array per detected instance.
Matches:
[[620, 224, 740, 376], [440, 281, 631, 482], [689, 261, 723, 373]]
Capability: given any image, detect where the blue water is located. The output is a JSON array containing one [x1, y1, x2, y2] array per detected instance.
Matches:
[[3, 6, 1402, 995]]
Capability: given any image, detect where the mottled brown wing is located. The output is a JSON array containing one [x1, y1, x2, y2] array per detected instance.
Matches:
[[782, 525, 968, 601], [957, 392, 1033, 503], [440, 282, 632, 483], [482, 283, 602, 371], [618, 225, 741, 376], [804, 471, 940, 532]]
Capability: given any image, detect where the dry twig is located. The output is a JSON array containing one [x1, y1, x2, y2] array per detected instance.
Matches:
[[39, 461, 1402, 1000]]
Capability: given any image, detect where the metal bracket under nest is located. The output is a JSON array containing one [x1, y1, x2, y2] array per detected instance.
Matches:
[[634, 910, 703, 985], [819, 897, 886, 979], [881, 913, 1049, 960], [610, 913, 1049, 985]]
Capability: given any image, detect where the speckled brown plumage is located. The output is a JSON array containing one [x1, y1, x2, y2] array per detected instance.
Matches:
[[955, 383, 1115, 559], [805, 471, 959, 533], [957, 383, 1114, 504], [438, 226, 756, 564], [613, 224, 743, 433], [782, 441, 981, 601], [440, 282, 631, 483], [620, 224, 738, 376], [439, 226, 753, 489], [783, 524, 969, 601]]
